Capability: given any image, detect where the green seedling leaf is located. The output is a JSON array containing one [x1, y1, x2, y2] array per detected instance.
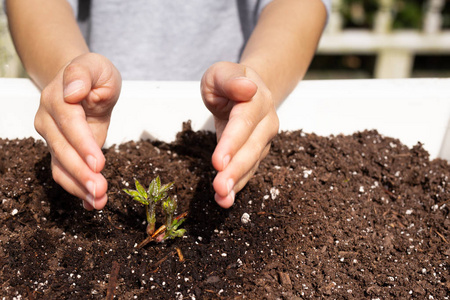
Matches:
[[172, 217, 185, 230], [163, 197, 176, 213], [135, 179, 147, 199], [159, 182, 174, 194], [122, 189, 150, 205], [148, 177, 156, 197], [173, 229, 186, 238], [134, 197, 150, 206], [161, 213, 187, 240], [162, 196, 179, 227], [155, 176, 161, 190], [122, 189, 140, 198], [164, 224, 186, 240]]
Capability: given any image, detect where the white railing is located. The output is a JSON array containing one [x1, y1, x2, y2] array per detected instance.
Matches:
[[318, 0, 450, 78]]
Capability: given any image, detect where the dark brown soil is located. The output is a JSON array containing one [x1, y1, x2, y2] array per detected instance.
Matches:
[[1, 124, 449, 299]]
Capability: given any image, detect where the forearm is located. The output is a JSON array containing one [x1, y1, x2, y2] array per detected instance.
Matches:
[[239, 0, 327, 106], [6, 0, 89, 89]]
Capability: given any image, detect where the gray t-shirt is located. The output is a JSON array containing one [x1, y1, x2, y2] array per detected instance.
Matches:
[[67, 0, 330, 81]]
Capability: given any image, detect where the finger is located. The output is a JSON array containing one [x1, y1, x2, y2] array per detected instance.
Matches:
[[51, 158, 108, 210], [83, 200, 94, 211], [55, 55, 120, 173], [202, 77, 257, 111], [212, 100, 266, 171], [213, 115, 278, 207], [232, 144, 270, 193], [201, 62, 257, 117], [50, 138, 108, 207], [63, 53, 121, 111], [212, 93, 276, 174], [49, 92, 106, 173], [213, 139, 269, 200], [214, 144, 270, 209], [38, 112, 108, 207], [52, 162, 98, 211], [50, 143, 108, 209], [214, 76, 258, 105], [62, 54, 118, 142]]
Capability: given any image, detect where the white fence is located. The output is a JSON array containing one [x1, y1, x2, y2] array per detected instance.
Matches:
[[318, 0, 450, 78]]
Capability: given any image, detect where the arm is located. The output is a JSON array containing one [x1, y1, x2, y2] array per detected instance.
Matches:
[[201, 0, 327, 208], [240, 0, 327, 106], [6, 0, 88, 88], [6, 0, 121, 210]]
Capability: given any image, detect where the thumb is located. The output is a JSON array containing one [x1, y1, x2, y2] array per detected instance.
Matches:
[[62, 62, 93, 104], [202, 62, 258, 105], [225, 76, 258, 103], [62, 53, 121, 106]]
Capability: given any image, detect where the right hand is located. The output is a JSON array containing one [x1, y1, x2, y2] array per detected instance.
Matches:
[[34, 53, 122, 210]]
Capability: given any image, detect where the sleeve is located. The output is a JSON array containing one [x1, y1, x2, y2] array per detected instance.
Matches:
[[66, 0, 79, 17], [258, 0, 332, 22], [320, 0, 332, 20], [3, 0, 78, 15]]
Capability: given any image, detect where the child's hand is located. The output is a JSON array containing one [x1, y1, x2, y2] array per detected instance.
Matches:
[[201, 61, 279, 208], [34, 53, 122, 210]]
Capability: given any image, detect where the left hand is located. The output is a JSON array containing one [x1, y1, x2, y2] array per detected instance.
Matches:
[[201, 61, 279, 208]]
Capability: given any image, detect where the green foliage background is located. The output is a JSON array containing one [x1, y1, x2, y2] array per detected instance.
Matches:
[[341, 0, 450, 29]]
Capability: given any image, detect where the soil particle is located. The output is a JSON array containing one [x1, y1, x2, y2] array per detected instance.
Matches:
[[278, 271, 292, 288], [0, 128, 449, 299]]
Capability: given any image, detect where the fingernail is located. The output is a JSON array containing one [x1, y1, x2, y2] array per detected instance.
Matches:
[[86, 155, 97, 173], [82, 200, 89, 210], [222, 155, 230, 170], [229, 190, 235, 203], [86, 180, 96, 194], [234, 76, 255, 85], [86, 180, 96, 207], [86, 194, 96, 210], [64, 80, 84, 98], [227, 178, 234, 195]]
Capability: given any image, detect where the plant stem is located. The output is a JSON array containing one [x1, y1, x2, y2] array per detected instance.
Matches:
[[145, 205, 151, 223], [166, 212, 173, 228], [146, 205, 156, 235]]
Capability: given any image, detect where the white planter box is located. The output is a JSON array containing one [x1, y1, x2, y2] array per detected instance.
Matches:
[[1, 78, 449, 160]]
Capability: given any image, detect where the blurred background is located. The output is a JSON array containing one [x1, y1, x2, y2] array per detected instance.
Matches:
[[0, 0, 449, 80], [308, 0, 450, 79]]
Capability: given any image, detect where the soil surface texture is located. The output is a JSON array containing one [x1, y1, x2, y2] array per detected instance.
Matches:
[[0, 124, 449, 299]]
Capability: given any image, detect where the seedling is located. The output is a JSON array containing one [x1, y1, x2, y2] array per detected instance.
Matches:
[[160, 196, 186, 241], [123, 176, 173, 235], [123, 176, 187, 248], [137, 210, 188, 248]]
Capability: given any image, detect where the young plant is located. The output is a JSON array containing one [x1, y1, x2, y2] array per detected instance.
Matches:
[[159, 196, 187, 241], [123, 176, 173, 235], [123, 176, 187, 248]]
